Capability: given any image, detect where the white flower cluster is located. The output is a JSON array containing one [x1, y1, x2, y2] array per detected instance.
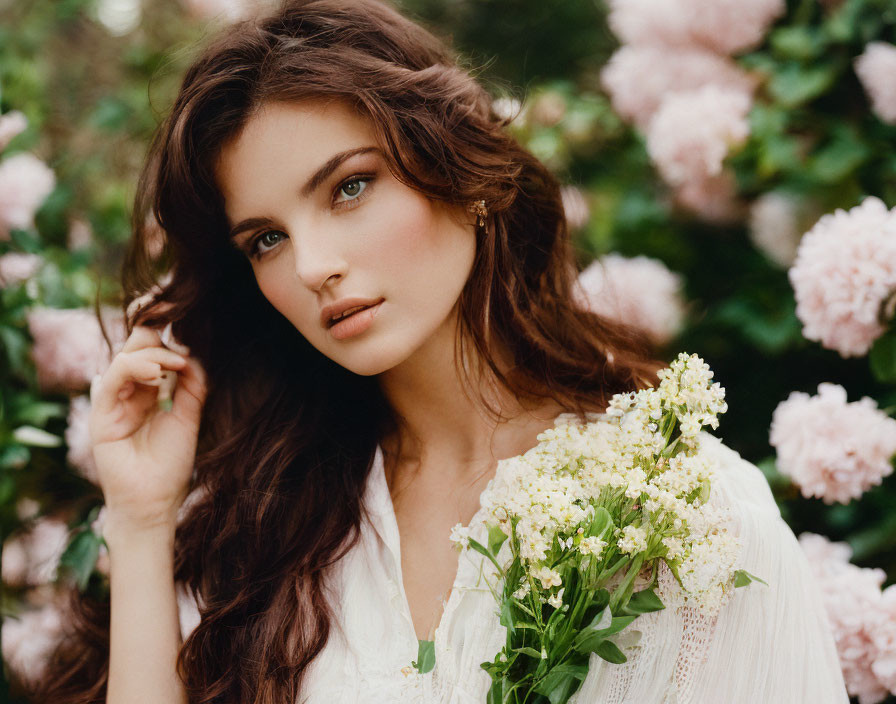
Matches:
[[460, 353, 738, 611]]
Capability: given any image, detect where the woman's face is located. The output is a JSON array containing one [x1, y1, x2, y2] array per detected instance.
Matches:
[[215, 99, 477, 376]]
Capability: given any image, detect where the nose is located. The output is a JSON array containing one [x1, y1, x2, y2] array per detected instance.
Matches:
[[290, 223, 348, 292]]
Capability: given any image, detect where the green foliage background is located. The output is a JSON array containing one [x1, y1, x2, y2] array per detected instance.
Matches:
[[0, 0, 894, 701]]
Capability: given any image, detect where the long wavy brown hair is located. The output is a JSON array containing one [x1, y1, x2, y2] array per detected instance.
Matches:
[[33, 0, 663, 701]]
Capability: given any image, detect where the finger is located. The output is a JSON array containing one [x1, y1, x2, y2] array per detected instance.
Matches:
[[120, 325, 164, 354], [159, 322, 190, 356], [169, 357, 209, 426], [93, 348, 187, 416]]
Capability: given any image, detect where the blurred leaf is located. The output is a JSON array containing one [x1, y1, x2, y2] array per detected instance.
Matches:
[[809, 126, 870, 184], [12, 425, 62, 447], [0, 325, 31, 374], [0, 445, 30, 471], [88, 96, 133, 132], [8, 228, 41, 254], [767, 62, 840, 108], [870, 329, 896, 384], [58, 526, 102, 591], [769, 27, 828, 61]]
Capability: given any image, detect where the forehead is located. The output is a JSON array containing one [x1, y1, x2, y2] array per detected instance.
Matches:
[[214, 99, 380, 214]]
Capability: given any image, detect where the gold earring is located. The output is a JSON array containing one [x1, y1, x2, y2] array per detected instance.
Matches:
[[470, 199, 488, 228]]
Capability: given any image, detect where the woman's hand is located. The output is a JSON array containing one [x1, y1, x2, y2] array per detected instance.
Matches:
[[88, 324, 208, 534]]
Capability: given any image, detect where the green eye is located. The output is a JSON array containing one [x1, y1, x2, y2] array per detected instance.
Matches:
[[338, 178, 368, 200]]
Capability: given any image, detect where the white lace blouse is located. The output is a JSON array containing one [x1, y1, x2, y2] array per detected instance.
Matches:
[[178, 414, 850, 703]]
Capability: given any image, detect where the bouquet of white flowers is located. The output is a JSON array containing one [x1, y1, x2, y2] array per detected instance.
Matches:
[[448, 352, 764, 704]]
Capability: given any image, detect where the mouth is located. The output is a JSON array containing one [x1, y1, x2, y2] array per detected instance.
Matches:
[[328, 303, 377, 327]]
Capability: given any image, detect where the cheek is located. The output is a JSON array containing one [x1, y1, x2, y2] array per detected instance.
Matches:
[[360, 194, 473, 287], [254, 258, 316, 329]]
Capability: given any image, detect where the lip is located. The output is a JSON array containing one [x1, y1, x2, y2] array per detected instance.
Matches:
[[320, 296, 385, 329], [328, 300, 384, 340]]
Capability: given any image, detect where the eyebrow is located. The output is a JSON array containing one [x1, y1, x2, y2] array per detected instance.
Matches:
[[228, 145, 380, 241]]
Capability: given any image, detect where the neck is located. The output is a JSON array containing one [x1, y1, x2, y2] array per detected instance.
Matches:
[[376, 309, 566, 487]]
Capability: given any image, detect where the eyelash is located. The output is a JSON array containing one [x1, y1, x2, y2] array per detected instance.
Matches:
[[245, 173, 376, 260]]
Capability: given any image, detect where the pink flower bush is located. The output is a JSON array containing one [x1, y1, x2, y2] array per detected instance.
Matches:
[[67, 217, 93, 250], [1, 602, 66, 684], [573, 253, 686, 344], [65, 395, 97, 484], [0, 110, 27, 152], [0, 252, 42, 287], [799, 533, 895, 703], [561, 186, 590, 230], [646, 85, 751, 188], [601, 45, 756, 129], [788, 197, 896, 357], [27, 306, 127, 393], [1, 518, 69, 588], [607, 0, 785, 55], [673, 170, 743, 223], [770, 383, 896, 504], [870, 586, 896, 695], [0, 153, 55, 239], [748, 192, 803, 267], [181, 0, 270, 22], [855, 42, 896, 125]]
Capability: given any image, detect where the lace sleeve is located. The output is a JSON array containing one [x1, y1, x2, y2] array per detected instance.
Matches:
[[671, 434, 849, 703]]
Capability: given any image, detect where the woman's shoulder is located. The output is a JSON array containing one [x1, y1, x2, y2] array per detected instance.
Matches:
[[693, 431, 784, 526]]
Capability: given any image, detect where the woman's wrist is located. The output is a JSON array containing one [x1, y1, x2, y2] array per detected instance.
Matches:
[[103, 509, 178, 554]]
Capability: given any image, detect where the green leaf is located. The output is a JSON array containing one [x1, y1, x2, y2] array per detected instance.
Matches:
[[12, 425, 62, 447], [870, 329, 896, 384], [467, 538, 502, 573], [488, 523, 508, 556], [622, 588, 666, 615], [500, 596, 516, 636], [533, 662, 589, 704], [809, 127, 870, 184], [769, 26, 828, 61], [733, 569, 768, 588], [767, 63, 839, 108], [58, 528, 102, 591], [573, 611, 637, 654], [512, 646, 543, 659], [0, 444, 30, 470], [412, 639, 435, 674], [486, 678, 503, 704], [593, 639, 628, 664]]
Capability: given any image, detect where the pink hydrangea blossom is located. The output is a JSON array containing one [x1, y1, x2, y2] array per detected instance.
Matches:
[[65, 395, 97, 484], [855, 42, 896, 125], [601, 45, 757, 129], [788, 196, 896, 357], [67, 217, 93, 250], [869, 586, 896, 695], [673, 170, 743, 223], [799, 533, 891, 703], [573, 253, 686, 344], [770, 383, 896, 504], [561, 186, 590, 230], [27, 306, 127, 393], [748, 192, 804, 267], [180, 0, 270, 22], [0, 153, 55, 239], [647, 85, 751, 188], [607, 0, 785, 55], [1, 518, 69, 588], [0, 110, 27, 152], [1, 602, 65, 684], [0, 252, 42, 287]]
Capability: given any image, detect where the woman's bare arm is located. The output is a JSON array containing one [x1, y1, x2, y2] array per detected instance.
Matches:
[[106, 519, 187, 704]]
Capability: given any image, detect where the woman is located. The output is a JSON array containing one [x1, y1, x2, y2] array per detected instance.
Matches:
[[35, 0, 847, 702]]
